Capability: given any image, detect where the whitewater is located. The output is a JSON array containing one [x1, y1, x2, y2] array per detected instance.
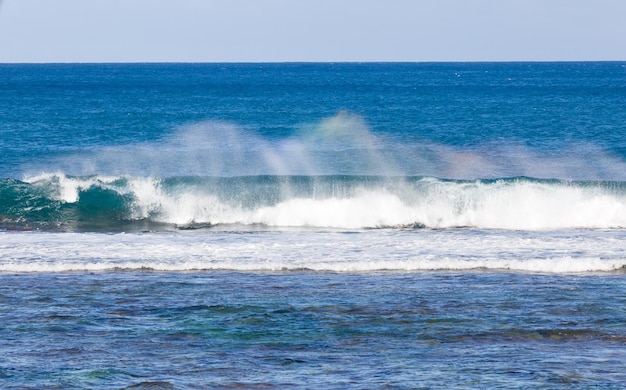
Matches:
[[8, 172, 626, 230], [1, 228, 625, 273]]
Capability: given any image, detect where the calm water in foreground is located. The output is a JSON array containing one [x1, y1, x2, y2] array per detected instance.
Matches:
[[2, 270, 625, 389]]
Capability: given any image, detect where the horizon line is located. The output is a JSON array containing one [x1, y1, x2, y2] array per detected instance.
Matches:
[[1, 60, 625, 65]]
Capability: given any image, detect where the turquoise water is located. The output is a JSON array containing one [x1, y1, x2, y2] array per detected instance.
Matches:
[[1, 63, 626, 388]]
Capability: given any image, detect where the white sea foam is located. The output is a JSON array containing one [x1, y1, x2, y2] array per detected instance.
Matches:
[[1, 230, 624, 273]]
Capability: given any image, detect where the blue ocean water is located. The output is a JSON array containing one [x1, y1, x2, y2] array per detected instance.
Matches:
[[1, 63, 626, 388]]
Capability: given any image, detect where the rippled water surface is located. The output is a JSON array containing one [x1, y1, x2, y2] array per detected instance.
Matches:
[[2, 271, 625, 388]]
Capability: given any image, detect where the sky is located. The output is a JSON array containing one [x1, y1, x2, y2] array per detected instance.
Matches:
[[0, 0, 625, 63]]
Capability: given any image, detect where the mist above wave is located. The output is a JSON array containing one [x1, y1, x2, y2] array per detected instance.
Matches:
[[22, 112, 626, 181]]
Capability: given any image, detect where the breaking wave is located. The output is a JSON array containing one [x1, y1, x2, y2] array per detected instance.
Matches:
[[2, 173, 625, 231]]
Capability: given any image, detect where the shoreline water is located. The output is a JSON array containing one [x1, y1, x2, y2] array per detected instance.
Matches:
[[2, 270, 625, 388]]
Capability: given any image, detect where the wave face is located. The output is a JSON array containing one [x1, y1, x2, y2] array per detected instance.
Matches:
[[2, 173, 625, 232]]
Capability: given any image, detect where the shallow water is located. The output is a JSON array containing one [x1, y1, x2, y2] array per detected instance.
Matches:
[[1, 271, 625, 389]]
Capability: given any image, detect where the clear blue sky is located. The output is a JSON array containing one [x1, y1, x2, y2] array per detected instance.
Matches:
[[1, 0, 625, 63]]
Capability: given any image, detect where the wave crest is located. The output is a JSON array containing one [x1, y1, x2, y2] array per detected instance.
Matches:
[[1, 174, 625, 231]]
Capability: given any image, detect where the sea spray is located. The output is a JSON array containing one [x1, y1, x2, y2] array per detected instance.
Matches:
[[30, 113, 400, 178]]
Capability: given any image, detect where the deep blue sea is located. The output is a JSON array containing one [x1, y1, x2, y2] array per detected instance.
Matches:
[[1, 62, 626, 388]]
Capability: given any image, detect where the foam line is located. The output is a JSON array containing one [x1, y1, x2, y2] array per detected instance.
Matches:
[[1, 231, 624, 273]]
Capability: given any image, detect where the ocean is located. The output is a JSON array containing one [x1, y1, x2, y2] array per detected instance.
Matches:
[[1, 62, 625, 388]]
